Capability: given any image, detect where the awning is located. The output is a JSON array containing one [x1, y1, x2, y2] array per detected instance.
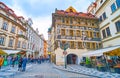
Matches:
[[104, 48, 120, 56], [0, 49, 8, 55], [3, 50, 21, 54], [82, 45, 120, 57]]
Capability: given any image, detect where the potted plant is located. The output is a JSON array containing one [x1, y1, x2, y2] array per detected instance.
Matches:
[[85, 57, 92, 68]]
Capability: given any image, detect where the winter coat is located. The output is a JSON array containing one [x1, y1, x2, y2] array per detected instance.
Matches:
[[0, 57, 4, 66], [22, 57, 27, 67]]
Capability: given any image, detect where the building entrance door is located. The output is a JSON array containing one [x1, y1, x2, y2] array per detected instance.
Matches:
[[67, 54, 78, 64]]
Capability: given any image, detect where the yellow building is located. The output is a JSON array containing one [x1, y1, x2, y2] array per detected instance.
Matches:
[[87, 0, 120, 48], [50, 6, 101, 65], [0, 2, 27, 53], [44, 40, 47, 58]]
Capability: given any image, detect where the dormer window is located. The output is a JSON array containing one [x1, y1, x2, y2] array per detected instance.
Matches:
[[9, 10, 14, 14], [0, 4, 5, 9]]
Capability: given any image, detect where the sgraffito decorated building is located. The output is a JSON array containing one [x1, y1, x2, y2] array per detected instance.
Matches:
[[50, 6, 102, 65]]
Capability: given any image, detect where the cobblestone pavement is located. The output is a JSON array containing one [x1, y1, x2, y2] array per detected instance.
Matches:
[[54, 64, 120, 78], [13, 63, 96, 78]]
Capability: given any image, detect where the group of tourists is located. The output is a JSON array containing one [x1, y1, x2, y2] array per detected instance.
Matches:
[[28, 55, 50, 64], [0, 55, 27, 72], [0, 54, 50, 72]]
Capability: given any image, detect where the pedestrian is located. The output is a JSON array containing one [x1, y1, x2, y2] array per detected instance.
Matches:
[[12, 56, 16, 67], [18, 56, 23, 71], [0, 55, 4, 70], [22, 55, 27, 72], [7, 55, 11, 67]]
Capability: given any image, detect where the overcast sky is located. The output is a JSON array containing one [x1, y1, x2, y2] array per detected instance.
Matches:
[[1, 0, 94, 40]]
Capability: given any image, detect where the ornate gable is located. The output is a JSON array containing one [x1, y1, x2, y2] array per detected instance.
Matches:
[[66, 6, 77, 13]]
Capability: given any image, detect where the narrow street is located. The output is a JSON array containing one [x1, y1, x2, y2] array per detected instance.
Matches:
[[14, 63, 97, 78]]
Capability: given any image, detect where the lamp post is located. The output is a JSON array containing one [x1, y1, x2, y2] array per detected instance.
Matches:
[[60, 41, 69, 69]]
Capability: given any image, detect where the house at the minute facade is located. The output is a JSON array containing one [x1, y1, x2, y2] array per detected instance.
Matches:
[[50, 6, 102, 65], [87, 0, 120, 48], [0, 2, 27, 52]]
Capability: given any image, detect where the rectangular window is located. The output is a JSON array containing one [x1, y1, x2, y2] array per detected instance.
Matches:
[[11, 26, 16, 33], [2, 22, 8, 30], [17, 41, 21, 48], [18, 30, 23, 35], [106, 27, 111, 36], [70, 18, 73, 24], [93, 32, 97, 38], [111, 3, 117, 13], [62, 18, 65, 23], [115, 21, 120, 32], [0, 37, 5, 45], [22, 42, 26, 49], [8, 39, 13, 47], [116, 0, 120, 8], [102, 30, 106, 38], [103, 12, 107, 20]]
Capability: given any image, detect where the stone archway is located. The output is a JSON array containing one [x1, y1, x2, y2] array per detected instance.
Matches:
[[67, 54, 78, 64]]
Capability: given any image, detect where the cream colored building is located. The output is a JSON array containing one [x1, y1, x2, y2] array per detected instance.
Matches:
[[50, 7, 101, 65], [87, 0, 120, 48], [26, 19, 44, 58], [0, 2, 27, 52]]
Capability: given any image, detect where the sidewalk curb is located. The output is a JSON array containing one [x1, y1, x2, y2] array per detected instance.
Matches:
[[53, 66, 101, 78]]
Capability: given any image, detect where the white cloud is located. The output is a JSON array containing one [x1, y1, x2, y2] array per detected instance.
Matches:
[[8, 0, 28, 18], [7, 0, 51, 39], [32, 16, 51, 40]]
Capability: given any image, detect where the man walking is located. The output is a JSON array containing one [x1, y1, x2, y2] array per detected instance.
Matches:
[[22, 55, 27, 72], [0, 55, 4, 70], [18, 56, 23, 71]]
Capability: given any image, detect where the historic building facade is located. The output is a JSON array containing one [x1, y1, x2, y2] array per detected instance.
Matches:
[[43, 40, 47, 58], [50, 6, 101, 65], [87, 0, 120, 48], [0, 2, 44, 57], [0, 2, 27, 52], [26, 20, 44, 58]]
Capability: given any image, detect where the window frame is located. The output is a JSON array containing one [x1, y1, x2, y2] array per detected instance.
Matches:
[[8, 39, 14, 47], [115, 21, 120, 33], [103, 12, 107, 20], [102, 29, 106, 39], [11, 26, 16, 33], [17, 41, 21, 48], [111, 3, 117, 13], [2, 21, 8, 30], [116, 0, 120, 8], [106, 27, 111, 36], [0, 36, 5, 45]]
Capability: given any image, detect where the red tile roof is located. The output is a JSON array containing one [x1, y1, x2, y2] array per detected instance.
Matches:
[[55, 10, 97, 19], [0, 2, 24, 20]]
